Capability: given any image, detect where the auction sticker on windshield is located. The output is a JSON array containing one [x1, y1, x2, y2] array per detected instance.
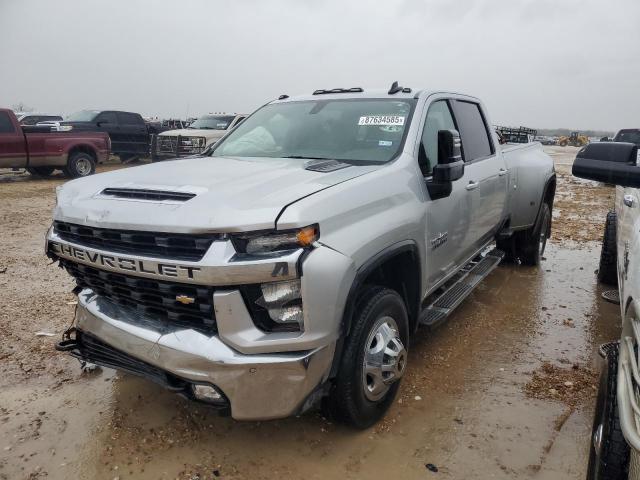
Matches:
[[358, 115, 405, 126]]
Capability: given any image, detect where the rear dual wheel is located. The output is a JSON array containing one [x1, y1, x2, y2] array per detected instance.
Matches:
[[326, 287, 409, 428]]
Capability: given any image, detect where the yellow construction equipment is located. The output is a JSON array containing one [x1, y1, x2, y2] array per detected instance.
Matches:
[[557, 131, 589, 147]]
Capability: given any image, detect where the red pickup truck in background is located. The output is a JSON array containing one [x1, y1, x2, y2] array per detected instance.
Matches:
[[0, 108, 110, 178]]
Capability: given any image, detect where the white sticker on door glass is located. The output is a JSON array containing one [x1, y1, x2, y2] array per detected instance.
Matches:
[[358, 115, 405, 126]]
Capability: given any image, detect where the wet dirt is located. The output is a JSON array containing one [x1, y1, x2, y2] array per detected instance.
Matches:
[[0, 148, 622, 479]]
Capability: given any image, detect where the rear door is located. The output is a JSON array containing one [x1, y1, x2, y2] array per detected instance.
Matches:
[[451, 100, 508, 252], [0, 111, 27, 168], [116, 112, 149, 156]]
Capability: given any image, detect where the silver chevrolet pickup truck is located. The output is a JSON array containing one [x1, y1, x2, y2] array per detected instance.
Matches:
[[47, 83, 555, 427]]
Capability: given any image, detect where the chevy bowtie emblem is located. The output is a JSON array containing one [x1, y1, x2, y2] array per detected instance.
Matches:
[[175, 294, 196, 305]]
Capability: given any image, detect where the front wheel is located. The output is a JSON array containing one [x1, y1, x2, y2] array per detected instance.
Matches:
[[326, 287, 409, 428], [586, 343, 629, 479], [64, 152, 96, 178]]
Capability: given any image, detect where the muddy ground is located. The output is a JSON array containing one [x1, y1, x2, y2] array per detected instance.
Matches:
[[0, 146, 621, 479]]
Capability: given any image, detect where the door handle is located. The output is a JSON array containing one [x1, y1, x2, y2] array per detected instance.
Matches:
[[624, 194, 635, 207], [498, 168, 508, 176], [465, 181, 479, 191]]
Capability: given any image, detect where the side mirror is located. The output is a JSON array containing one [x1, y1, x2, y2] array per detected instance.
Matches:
[[96, 121, 108, 127], [427, 129, 465, 200], [600, 136, 611, 142], [572, 142, 640, 187]]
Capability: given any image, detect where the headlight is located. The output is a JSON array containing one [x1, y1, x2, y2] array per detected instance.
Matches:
[[232, 225, 319, 255]]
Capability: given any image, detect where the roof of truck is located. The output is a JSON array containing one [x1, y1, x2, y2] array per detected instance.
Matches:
[[272, 87, 477, 103]]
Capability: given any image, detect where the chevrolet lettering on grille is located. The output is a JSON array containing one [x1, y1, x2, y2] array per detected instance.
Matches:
[[48, 241, 201, 280]]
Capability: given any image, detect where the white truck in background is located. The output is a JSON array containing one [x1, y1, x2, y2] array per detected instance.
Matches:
[[152, 113, 246, 161]]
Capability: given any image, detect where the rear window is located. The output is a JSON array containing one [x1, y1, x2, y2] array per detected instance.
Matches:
[[0, 112, 15, 133], [453, 101, 494, 161], [117, 112, 143, 125]]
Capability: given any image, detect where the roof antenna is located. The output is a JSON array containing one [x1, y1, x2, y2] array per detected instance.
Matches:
[[388, 81, 403, 94]]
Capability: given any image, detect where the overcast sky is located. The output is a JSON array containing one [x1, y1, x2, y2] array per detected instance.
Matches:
[[1, 0, 638, 131]]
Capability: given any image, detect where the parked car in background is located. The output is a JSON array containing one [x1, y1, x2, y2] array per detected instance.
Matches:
[[0, 108, 109, 177], [537, 136, 557, 146], [60, 110, 151, 161], [48, 85, 555, 426], [572, 141, 640, 479], [16, 112, 63, 125], [152, 113, 246, 161]]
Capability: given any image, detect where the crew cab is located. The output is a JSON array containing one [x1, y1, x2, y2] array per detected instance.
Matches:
[[61, 110, 150, 161], [47, 84, 555, 427], [152, 113, 246, 161], [573, 142, 640, 479], [0, 108, 110, 177]]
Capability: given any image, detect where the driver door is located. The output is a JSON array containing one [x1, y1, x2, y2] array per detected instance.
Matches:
[[419, 99, 475, 292]]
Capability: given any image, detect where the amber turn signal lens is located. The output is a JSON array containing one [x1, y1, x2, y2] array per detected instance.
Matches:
[[296, 226, 318, 246]]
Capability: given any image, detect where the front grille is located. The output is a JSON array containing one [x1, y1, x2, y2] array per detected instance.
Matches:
[[156, 135, 206, 157], [60, 259, 216, 334], [54, 221, 217, 261]]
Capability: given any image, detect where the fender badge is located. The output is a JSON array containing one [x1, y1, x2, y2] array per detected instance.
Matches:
[[175, 294, 196, 305]]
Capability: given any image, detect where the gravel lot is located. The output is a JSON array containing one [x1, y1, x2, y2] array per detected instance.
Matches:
[[0, 147, 621, 479]]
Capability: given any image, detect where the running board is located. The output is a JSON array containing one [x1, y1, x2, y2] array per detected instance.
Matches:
[[419, 248, 505, 328]]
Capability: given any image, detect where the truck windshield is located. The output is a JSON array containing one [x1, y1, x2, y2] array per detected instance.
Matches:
[[211, 99, 415, 164], [614, 129, 640, 145], [189, 115, 235, 130], [65, 110, 100, 122]]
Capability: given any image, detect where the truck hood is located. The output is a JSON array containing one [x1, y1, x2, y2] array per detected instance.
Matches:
[[54, 156, 377, 233], [158, 128, 226, 140]]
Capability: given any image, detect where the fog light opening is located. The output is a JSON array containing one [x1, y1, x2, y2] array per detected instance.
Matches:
[[256, 279, 304, 329], [191, 383, 225, 404]]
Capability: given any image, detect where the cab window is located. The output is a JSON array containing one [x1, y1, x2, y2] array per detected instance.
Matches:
[[452, 101, 494, 161], [418, 100, 456, 176]]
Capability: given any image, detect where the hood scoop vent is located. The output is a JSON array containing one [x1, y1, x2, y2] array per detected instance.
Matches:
[[101, 188, 196, 202], [304, 159, 351, 173]]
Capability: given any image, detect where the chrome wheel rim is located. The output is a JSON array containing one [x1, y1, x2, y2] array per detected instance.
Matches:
[[362, 316, 407, 402], [76, 157, 92, 176]]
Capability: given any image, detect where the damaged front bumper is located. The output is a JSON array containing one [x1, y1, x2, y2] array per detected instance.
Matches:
[[63, 290, 336, 420]]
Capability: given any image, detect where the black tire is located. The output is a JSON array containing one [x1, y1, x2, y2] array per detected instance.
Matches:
[[63, 151, 96, 178], [26, 166, 55, 177], [516, 203, 551, 266], [598, 211, 618, 286], [326, 286, 409, 429], [586, 343, 629, 480]]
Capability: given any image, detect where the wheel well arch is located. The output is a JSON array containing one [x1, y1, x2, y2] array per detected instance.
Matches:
[[624, 295, 634, 315], [543, 174, 556, 211], [342, 241, 422, 338], [67, 144, 97, 162]]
